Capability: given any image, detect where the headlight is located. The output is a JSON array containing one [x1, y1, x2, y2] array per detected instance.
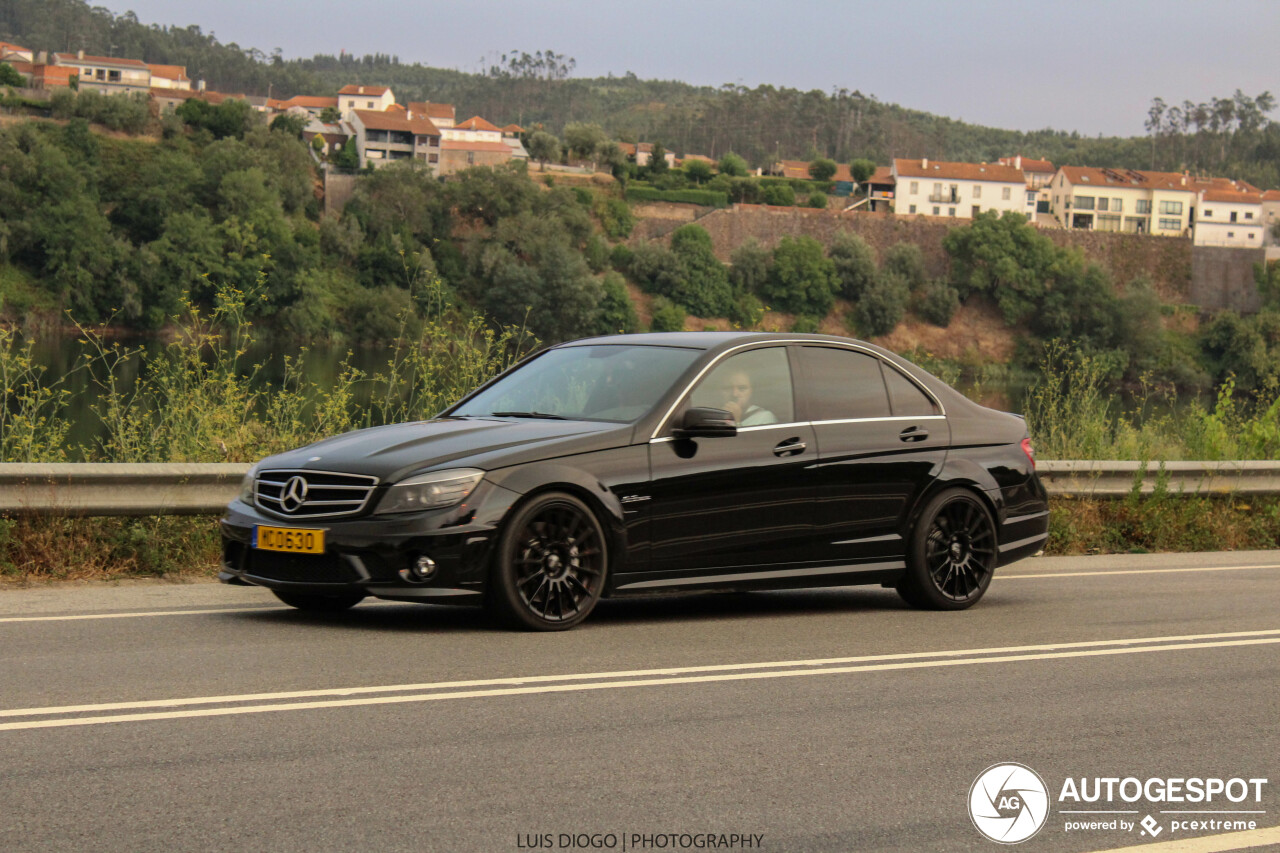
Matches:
[[239, 464, 259, 504], [375, 468, 484, 515]]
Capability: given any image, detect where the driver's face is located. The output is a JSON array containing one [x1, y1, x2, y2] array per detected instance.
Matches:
[[722, 372, 752, 406]]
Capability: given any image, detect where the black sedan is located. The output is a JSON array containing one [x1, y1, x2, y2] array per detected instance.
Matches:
[[220, 332, 1049, 630]]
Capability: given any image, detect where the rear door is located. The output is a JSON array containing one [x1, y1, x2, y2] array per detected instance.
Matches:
[[795, 345, 949, 565]]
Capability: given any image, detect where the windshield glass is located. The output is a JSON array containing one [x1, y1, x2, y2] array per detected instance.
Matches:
[[453, 345, 702, 423]]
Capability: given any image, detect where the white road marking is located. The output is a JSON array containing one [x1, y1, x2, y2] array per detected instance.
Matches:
[[2, 633, 1278, 731], [3, 628, 1277, 719], [1082, 824, 1280, 852], [1001, 564, 1280, 580]]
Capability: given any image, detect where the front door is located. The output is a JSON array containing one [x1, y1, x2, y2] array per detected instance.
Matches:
[[644, 346, 818, 579]]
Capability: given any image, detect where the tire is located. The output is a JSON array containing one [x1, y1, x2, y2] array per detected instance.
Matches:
[[897, 488, 997, 611], [272, 590, 365, 612], [488, 491, 608, 631]]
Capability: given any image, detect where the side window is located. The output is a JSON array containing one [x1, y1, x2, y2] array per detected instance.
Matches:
[[883, 365, 940, 417], [688, 348, 794, 426], [799, 347, 890, 420]]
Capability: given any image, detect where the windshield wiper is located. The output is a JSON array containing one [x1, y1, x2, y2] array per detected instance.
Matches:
[[487, 411, 569, 420]]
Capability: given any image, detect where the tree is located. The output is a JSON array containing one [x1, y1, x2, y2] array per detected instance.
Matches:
[[563, 122, 608, 163], [684, 159, 712, 184], [808, 158, 837, 181], [333, 138, 359, 170], [668, 224, 732, 317], [828, 231, 877, 301], [807, 191, 828, 209], [269, 112, 308, 139], [0, 62, 23, 87], [718, 152, 749, 177], [854, 271, 909, 337], [849, 158, 877, 184], [319, 106, 342, 124], [648, 142, 669, 175], [527, 131, 560, 171], [942, 210, 1065, 324], [729, 240, 772, 296], [882, 242, 928, 291], [595, 271, 640, 334], [761, 236, 837, 316]]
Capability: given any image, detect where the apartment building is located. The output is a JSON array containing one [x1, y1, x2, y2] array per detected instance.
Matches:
[[891, 158, 1029, 219], [350, 108, 441, 168], [52, 50, 150, 93]]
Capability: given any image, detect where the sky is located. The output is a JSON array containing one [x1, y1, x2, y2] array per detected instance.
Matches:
[[106, 0, 1280, 138]]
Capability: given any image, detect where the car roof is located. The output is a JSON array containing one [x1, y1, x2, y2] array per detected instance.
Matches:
[[559, 332, 876, 352]]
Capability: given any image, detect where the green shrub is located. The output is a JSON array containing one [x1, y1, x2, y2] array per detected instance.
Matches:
[[828, 231, 878, 301], [595, 196, 635, 239], [595, 271, 640, 334], [728, 292, 765, 329], [760, 183, 796, 206], [669, 224, 733, 317], [762, 236, 837, 316], [609, 242, 634, 272], [624, 186, 729, 207], [584, 234, 610, 274], [807, 191, 828, 209], [853, 271, 909, 337], [649, 296, 686, 332], [572, 186, 594, 206], [791, 315, 820, 333], [882, 242, 928, 291], [684, 160, 713, 184], [808, 159, 837, 181], [718, 152, 749, 177], [729, 240, 772, 297], [914, 279, 960, 327]]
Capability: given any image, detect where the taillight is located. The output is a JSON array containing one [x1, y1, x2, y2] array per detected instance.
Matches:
[[1020, 437, 1036, 470]]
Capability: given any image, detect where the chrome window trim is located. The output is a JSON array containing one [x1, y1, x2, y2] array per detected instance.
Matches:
[[650, 339, 946, 441], [254, 468, 380, 520], [809, 415, 946, 427]]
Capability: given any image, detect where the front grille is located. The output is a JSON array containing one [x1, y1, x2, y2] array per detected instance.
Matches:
[[254, 469, 378, 519], [244, 550, 360, 584]]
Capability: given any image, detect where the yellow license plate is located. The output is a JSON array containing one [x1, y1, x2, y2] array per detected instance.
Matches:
[[254, 526, 325, 554]]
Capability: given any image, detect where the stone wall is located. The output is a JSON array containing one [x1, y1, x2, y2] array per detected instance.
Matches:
[[1191, 246, 1265, 313], [633, 204, 1217, 306], [323, 171, 358, 217]]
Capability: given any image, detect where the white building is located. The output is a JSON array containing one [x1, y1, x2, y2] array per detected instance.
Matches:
[[1194, 188, 1265, 247], [339, 84, 395, 117], [52, 50, 150, 93], [891, 158, 1029, 219]]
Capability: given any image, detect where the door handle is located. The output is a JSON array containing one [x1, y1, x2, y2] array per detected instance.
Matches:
[[773, 438, 807, 457], [899, 426, 929, 442]]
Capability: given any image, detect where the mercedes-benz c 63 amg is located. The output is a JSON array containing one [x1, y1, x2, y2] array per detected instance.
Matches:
[[220, 332, 1049, 630]]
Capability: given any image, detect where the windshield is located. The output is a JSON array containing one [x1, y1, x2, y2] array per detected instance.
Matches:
[[452, 345, 702, 423]]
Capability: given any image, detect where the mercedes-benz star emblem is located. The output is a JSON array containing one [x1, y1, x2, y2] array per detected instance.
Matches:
[[279, 476, 309, 512]]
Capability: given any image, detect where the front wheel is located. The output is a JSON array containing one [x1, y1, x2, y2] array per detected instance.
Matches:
[[272, 590, 365, 612], [489, 492, 608, 631], [897, 488, 997, 610]]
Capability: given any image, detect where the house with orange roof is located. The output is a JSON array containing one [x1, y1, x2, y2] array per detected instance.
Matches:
[[1262, 190, 1280, 247], [277, 94, 340, 117], [891, 158, 1030, 220], [1194, 187, 1265, 247], [52, 50, 150, 93], [617, 141, 675, 169], [339, 84, 394, 115], [407, 102, 455, 127], [1047, 166, 1255, 237], [349, 108, 441, 169], [0, 41, 33, 63], [147, 63, 190, 90], [860, 166, 896, 213]]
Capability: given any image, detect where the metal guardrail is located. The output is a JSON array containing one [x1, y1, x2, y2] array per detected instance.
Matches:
[[0, 461, 1277, 517]]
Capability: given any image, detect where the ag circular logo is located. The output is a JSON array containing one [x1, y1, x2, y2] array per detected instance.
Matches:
[[969, 763, 1050, 844]]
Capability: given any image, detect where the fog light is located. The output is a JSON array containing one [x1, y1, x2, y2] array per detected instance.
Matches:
[[399, 555, 437, 583]]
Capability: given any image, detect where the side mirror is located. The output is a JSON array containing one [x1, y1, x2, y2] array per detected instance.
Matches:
[[674, 407, 737, 439]]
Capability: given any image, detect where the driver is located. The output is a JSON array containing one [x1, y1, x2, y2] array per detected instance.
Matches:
[[720, 369, 777, 426]]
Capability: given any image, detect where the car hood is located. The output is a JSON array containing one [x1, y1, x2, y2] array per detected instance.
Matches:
[[258, 417, 635, 483]]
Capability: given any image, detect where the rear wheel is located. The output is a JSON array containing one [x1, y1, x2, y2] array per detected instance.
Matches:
[[272, 590, 365, 612], [489, 492, 608, 631], [897, 488, 997, 610]]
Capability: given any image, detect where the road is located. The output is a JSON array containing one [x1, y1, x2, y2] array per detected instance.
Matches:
[[1, 551, 1278, 853]]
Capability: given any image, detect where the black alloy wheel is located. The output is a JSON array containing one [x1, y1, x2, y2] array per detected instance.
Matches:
[[898, 488, 997, 610], [490, 492, 608, 631], [272, 590, 366, 612]]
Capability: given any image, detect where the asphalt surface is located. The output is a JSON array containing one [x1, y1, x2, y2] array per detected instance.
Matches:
[[1, 551, 1278, 853]]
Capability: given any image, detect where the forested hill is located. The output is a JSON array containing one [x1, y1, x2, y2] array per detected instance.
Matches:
[[2, 0, 1278, 187]]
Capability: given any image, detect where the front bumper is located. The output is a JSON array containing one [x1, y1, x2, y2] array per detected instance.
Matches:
[[219, 480, 522, 604]]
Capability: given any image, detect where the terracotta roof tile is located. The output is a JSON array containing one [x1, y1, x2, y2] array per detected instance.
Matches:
[[338, 84, 390, 96], [453, 116, 502, 133], [53, 53, 147, 68], [1201, 188, 1262, 204], [281, 95, 338, 109], [407, 101, 455, 120], [894, 158, 1025, 183], [999, 155, 1055, 173], [353, 108, 439, 135], [866, 166, 895, 185], [146, 63, 188, 81]]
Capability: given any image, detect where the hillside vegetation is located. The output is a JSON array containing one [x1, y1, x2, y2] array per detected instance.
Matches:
[[3, 0, 1278, 187]]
